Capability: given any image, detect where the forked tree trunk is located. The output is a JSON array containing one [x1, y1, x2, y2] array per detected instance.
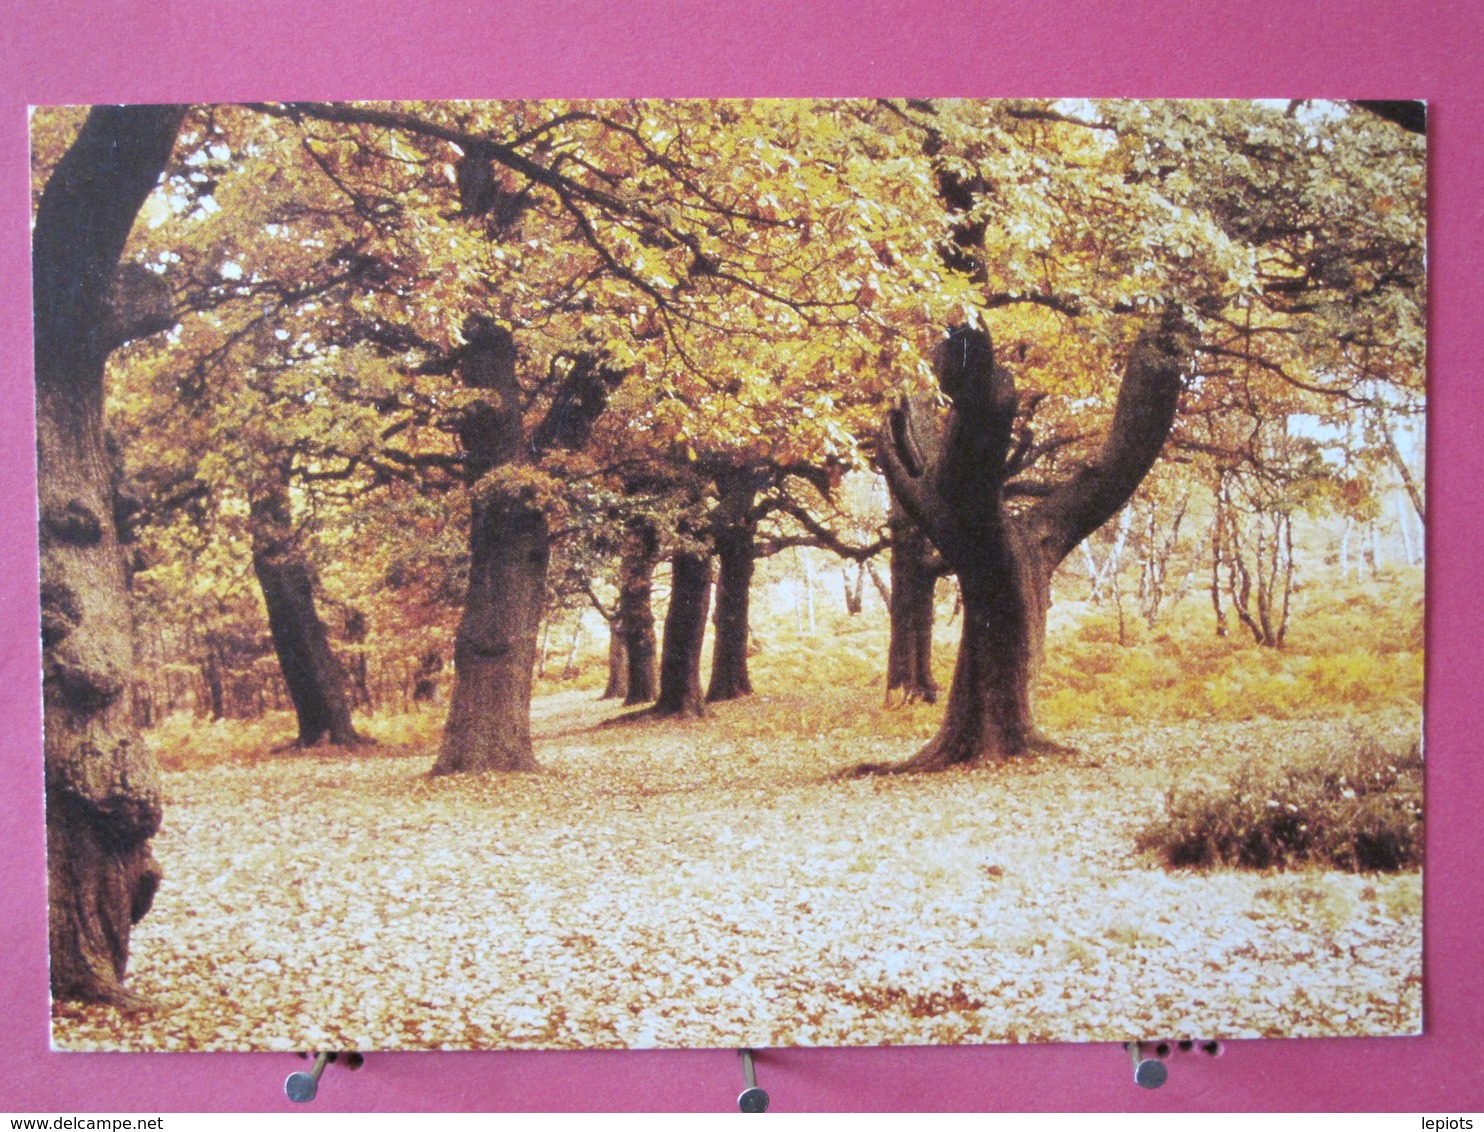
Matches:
[[885, 506, 940, 704], [867, 313, 1192, 773], [618, 516, 659, 705], [707, 469, 758, 702], [250, 471, 361, 747], [653, 552, 712, 717], [34, 104, 184, 1004]]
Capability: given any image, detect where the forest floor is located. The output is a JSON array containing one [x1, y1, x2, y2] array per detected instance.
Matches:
[[51, 689, 1422, 1052]]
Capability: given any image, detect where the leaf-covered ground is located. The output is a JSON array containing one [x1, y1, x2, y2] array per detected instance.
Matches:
[[51, 692, 1422, 1051]]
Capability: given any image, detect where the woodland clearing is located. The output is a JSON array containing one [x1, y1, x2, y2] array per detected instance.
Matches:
[[51, 685, 1421, 1052]]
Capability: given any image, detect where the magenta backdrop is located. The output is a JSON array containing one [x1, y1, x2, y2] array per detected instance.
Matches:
[[2, 0, 1479, 1113]]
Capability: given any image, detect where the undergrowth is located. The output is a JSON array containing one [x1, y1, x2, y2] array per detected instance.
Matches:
[[1137, 739, 1424, 872]]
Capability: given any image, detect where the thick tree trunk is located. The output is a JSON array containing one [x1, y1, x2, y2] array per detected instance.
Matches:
[[885, 506, 940, 704], [434, 317, 546, 774], [434, 320, 623, 769], [432, 498, 548, 773], [250, 476, 361, 747], [869, 314, 1192, 774], [653, 552, 712, 717], [35, 104, 184, 1004], [618, 516, 659, 705], [707, 469, 757, 702], [881, 528, 1055, 770], [39, 388, 167, 1005]]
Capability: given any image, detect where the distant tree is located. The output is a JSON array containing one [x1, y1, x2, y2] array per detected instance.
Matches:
[[248, 457, 363, 744], [885, 502, 946, 704]]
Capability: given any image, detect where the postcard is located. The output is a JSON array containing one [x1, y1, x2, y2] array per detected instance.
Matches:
[[34, 99, 1424, 1051]]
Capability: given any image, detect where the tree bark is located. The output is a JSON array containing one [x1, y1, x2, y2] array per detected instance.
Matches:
[[432, 497, 548, 773], [601, 619, 629, 699], [904, 529, 1053, 768], [653, 552, 712, 717], [618, 516, 659, 705], [433, 318, 544, 774], [434, 320, 623, 771], [1210, 483, 1230, 637], [867, 313, 1192, 773], [706, 468, 758, 702], [249, 468, 362, 747], [842, 562, 865, 615], [885, 505, 940, 704], [1377, 410, 1425, 526], [35, 104, 184, 1004]]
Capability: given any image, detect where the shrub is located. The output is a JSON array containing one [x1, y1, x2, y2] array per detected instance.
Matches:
[[1137, 739, 1424, 872]]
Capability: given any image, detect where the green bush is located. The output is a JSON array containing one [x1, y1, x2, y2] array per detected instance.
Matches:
[[1137, 740, 1424, 872]]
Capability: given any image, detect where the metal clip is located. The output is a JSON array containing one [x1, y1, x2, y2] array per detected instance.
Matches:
[[284, 1051, 364, 1102], [1125, 1041, 1169, 1089], [737, 1048, 770, 1112]]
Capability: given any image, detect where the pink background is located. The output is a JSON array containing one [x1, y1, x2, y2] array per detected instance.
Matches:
[[1, 0, 1479, 1112]]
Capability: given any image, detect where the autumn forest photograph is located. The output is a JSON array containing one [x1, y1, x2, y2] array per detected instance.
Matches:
[[32, 99, 1425, 1052]]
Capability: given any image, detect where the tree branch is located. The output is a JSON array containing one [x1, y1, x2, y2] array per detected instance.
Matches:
[[1029, 309, 1195, 563], [764, 496, 889, 562]]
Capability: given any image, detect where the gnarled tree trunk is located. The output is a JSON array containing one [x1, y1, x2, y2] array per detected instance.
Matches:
[[433, 496, 549, 773], [35, 104, 184, 1004], [433, 318, 544, 774], [249, 467, 362, 747], [706, 467, 758, 702], [868, 313, 1193, 773], [433, 320, 622, 772]]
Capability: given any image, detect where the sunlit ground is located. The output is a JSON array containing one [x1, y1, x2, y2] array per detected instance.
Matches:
[[52, 687, 1421, 1052]]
